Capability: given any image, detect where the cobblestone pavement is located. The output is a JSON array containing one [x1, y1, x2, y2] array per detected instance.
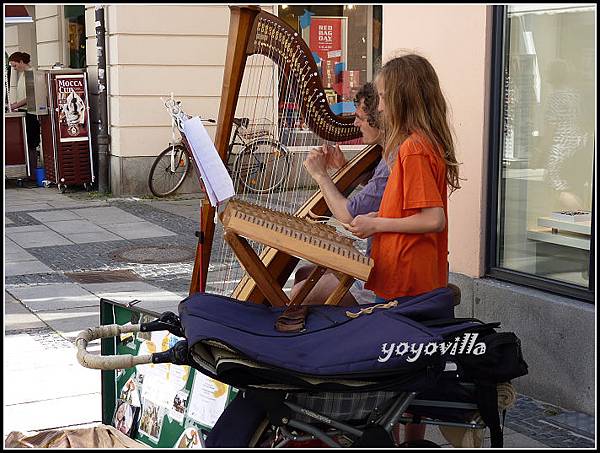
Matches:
[[505, 396, 594, 448], [4, 185, 595, 447]]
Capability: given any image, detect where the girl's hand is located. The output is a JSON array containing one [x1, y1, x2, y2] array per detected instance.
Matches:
[[347, 212, 379, 239]]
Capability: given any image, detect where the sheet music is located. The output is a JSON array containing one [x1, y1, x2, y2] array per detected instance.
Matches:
[[183, 117, 235, 206]]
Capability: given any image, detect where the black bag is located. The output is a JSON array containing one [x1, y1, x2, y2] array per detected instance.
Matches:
[[458, 331, 529, 383], [422, 318, 529, 447], [421, 317, 529, 383]]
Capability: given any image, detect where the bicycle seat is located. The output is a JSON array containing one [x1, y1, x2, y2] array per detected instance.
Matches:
[[233, 117, 250, 128]]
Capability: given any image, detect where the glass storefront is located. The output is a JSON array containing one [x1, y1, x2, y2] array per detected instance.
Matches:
[[276, 5, 382, 144], [496, 5, 595, 290]]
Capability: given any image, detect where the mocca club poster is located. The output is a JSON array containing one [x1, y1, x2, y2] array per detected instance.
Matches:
[[54, 74, 89, 143]]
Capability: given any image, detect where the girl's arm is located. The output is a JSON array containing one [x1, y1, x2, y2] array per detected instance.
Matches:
[[348, 207, 445, 239]]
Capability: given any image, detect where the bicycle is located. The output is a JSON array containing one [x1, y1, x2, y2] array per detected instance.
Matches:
[[148, 98, 290, 197]]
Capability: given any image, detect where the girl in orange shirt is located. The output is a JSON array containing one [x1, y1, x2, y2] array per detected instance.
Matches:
[[347, 53, 461, 445]]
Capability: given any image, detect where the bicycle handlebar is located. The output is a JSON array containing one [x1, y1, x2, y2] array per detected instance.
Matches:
[[76, 311, 189, 371], [76, 323, 152, 370], [162, 97, 216, 131]]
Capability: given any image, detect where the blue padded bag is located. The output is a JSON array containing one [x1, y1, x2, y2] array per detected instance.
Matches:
[[178, 287, 479, 392]]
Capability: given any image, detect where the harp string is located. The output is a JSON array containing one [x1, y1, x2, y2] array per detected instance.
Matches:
[[209, 15, 352, 295]]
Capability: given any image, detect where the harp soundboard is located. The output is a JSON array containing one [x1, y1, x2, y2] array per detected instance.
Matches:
[[221, 199, 373, 282]]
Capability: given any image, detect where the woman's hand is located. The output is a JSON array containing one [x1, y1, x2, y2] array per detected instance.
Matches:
[[303, 146, 329, 180], [347, 212, 379, 239], [323, 143, 347, 170]]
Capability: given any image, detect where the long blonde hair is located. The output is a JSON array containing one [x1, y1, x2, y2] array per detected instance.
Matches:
[[378, 54, 461, 193]]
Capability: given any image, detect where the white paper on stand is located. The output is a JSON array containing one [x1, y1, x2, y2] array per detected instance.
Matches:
[[183, 117, 235, 206]]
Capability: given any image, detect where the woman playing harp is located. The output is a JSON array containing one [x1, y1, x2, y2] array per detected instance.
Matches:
[[190, 6, 382, 302]]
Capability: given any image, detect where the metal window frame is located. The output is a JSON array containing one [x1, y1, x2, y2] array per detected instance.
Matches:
[[485, 5, 595, 303]]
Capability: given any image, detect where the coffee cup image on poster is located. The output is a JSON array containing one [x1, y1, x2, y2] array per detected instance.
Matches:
[[54, 74, 89, 143]]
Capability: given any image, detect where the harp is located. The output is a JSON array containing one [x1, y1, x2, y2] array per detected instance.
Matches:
[[189, 5, 381, 303]]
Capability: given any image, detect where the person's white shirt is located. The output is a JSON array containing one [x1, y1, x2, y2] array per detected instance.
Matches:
[[9, 67, 29, 106]]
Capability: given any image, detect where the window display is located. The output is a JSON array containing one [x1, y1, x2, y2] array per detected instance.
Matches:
[[497, 5, 595, 288]]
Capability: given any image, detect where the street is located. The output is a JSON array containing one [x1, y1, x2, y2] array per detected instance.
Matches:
[[3, 183, 594, 447]]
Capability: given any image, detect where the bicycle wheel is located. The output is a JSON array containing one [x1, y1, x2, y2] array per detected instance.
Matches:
[[148, 144, 190, 197], [232, 139, 290, 193]]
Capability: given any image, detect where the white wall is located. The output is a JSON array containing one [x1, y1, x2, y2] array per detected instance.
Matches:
[[35, 5, 64, 70], [382, 5, 491, 278]]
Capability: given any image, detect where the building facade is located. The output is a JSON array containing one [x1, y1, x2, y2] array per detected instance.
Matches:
[[5, 4, 595, 414]]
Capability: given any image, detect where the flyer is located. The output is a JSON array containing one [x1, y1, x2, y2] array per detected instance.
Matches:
[[186, 372, 229, 428]]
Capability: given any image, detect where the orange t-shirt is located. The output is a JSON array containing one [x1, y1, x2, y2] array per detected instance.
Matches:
[[365, 133, 448, 299]]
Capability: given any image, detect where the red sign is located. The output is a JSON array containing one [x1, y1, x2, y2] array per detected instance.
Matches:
[[309, 17, 343, 63], [54, 74, 89, 143]]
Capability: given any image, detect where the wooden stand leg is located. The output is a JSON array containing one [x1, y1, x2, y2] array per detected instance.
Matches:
[[324, 274, 355, 306], [223, 232, 289, 307], [288, 265, 327, 307]]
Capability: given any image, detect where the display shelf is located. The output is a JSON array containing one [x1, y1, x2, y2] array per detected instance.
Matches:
[[537, 217, 591, 235], [527, 227, 590, 251]]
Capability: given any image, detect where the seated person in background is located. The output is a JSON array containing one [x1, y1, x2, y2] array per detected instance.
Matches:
[[290, 82, 388, 307], [8, 51, 40, 172]]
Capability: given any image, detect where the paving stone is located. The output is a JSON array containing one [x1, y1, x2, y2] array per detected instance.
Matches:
[[4, 211, 42, 227], [6, 228, 74, 248], [112, 200, 199, 237], [29, 210, 83, 223], [5, 245, 39, 261], [4, 330, 78, 369], [36, 307, 100, 341], [501, 429, 548, 448], [4, 363, 100, 406], [102, 221, 177, 240], [4, 393, 102, 434], [6, 283, 98, 312], [4, 295, 46, 331], [67, 231, 125, 244], [5, 236, 21, 250], [4, 261, 55, 277], [5, 202, 54, 213], [5, 224, 50, 233], [4, 330, 99, 406], [5, 273, 73, 286], [47, 200, 108, 209], [80, 281, 183, 308], [44, 219, 111, 235], [72, 206, 143, 225], [548, 411, 595, 437]]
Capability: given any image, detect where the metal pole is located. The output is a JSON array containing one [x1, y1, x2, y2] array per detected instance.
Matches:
[[95, 5, 110, 193]]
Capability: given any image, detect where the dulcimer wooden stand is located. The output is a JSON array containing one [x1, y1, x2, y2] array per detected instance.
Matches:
[[220, 199, 373, 308]]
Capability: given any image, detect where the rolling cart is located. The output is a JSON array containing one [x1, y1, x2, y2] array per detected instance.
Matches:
[[4, 111, 30, 187], [40, 69, 95, 193]]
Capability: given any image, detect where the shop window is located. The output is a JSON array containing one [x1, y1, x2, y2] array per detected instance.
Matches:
[[65, 5, 86, 69], [495, 5, 595, 291], [277, 5, 382, 142]]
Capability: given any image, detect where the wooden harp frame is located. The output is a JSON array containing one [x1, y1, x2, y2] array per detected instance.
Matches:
[[189, 5, 382, 302]]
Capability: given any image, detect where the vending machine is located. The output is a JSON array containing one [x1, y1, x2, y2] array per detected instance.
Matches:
[[37, 69, 95, 192]]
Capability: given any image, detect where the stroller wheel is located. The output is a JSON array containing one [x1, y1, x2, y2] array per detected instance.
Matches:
[[398, 439, 441, 448]]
